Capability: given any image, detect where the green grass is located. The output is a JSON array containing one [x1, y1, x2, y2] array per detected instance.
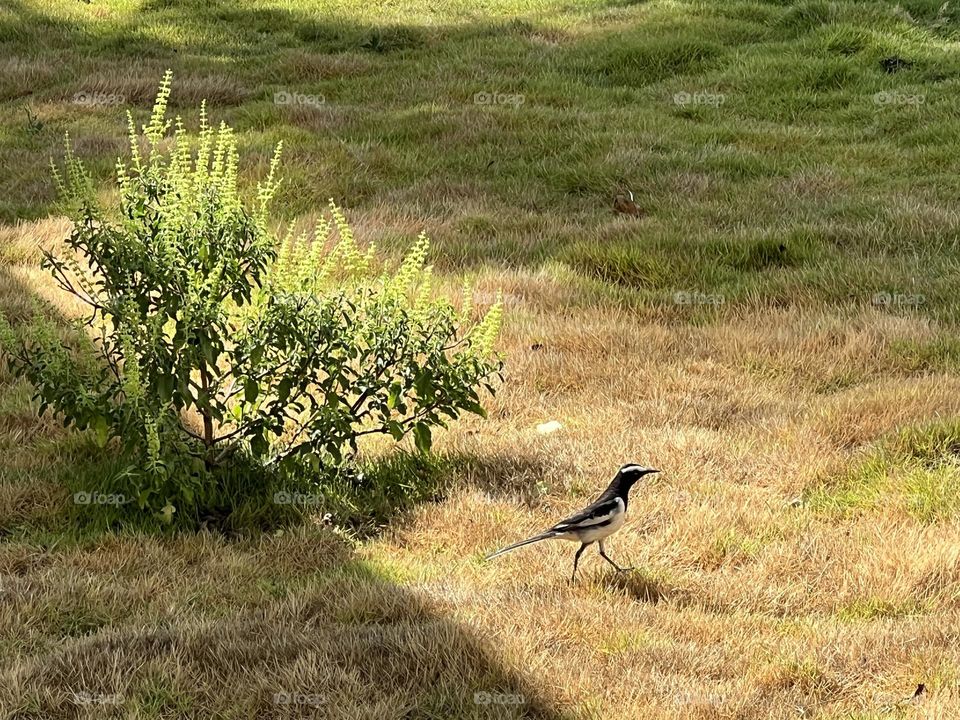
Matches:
[[807, 418, 960, 521], [836, 597, 925, 621], [892, 335, 960, 372], [2, 0, 960, 321]]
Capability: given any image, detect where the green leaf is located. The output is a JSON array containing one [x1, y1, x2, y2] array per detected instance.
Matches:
[[244, 379, 259, 404], [277, 377, 292, 402], [250, 431, 268, 457], [414, 372, 433, 400], [157, 374, 174, 402], [386, 421, 405, 441], [413, 422, 432, 454], [200, 336, 216, 366], [327, 443, 342, 465], [92, 415, 110, 447], [462, 400, 487, 418]]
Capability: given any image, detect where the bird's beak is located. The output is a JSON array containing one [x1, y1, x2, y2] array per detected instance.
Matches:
[[647, 469, 660, 475]]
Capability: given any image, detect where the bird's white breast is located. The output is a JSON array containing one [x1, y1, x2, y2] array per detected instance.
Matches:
[[578, 497, 626, 543]]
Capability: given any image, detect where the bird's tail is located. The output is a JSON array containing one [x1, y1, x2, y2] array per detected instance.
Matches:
[[485, 531, 557, 561]]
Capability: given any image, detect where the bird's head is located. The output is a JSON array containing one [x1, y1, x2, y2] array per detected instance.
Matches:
[[615, 463, 659, 492]]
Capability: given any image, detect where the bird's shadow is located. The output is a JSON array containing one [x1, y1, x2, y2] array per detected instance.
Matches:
[[594, 568, 689, 606]]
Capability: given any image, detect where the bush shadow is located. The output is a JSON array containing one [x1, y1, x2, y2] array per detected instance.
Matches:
[[0, 525, 568, 718]]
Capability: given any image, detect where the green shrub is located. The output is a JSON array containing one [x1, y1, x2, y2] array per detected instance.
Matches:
[[0, 73, 502, 522]]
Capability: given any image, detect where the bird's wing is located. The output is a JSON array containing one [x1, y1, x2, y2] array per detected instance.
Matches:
[[548, 496, 623, 534]]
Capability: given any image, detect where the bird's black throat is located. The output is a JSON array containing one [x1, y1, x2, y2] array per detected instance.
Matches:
[[597, 476, 636, 511]]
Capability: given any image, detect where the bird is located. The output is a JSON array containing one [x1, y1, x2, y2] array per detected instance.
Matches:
[[486, 464, 660, 582], [613, 190, 643, 217]]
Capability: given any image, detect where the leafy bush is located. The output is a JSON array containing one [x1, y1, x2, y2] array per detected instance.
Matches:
[[0, 72, 502, 522]]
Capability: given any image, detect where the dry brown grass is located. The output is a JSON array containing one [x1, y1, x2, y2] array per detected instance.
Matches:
[[0, 217, 69, 266], [278, 50, 376, 80], [0, 57, 57, 102], [3, 256, 957, 718], [362, 268, 959, 718]]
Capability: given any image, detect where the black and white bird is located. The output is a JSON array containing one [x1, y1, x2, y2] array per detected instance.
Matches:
[[485, 464, 659, 582]]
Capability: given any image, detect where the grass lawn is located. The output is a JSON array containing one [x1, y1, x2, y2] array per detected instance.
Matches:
[[2, 0, 960, 717]]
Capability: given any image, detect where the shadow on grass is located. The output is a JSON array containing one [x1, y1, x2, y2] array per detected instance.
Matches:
[[601, 569, 681, 605], [0, 526, 568, 718], [0, 439, 559, 543]]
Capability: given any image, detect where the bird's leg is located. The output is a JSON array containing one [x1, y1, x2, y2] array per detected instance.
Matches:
[[599, 541, 632, 572], [571, 543, 589, 583]]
